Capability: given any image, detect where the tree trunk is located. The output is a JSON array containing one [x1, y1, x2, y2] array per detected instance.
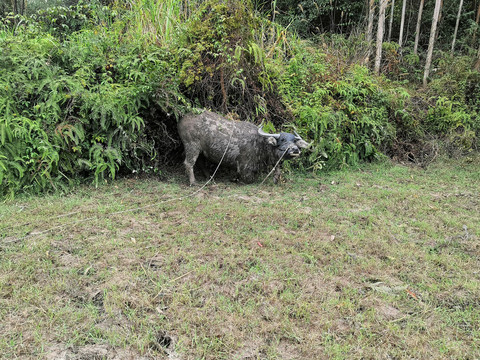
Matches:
[[11, 0, 17, 15], [388, 0, 395, 42], [451, 0, 464, 55], [375, 0, 388, 75], [424, 0, 442, 87], [477, 1, 480, 23], [330, 0, 336, 32], [365, 0, 375, 64], [413, 0, 425, 56], [366, 0, 375, 42], [472, 2, 480, 44], [398, 0, 407, 47], [271, 0, 276, 23], [435, 0, 444, 41]]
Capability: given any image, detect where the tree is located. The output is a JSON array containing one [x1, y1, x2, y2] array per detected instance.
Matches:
[[424, 0, 442, 87], [387, 0, 395, 41], [451, 0, 464, 55], [366, 0, 375, 43], [434, 0, 444, 41], [413, 0, 425, 56], [375, 0, 388, 75], [365, 0, 375, 63], [1, 0, 27, 15], [473, 2, 480, 44], [398, 0, 407, 47]]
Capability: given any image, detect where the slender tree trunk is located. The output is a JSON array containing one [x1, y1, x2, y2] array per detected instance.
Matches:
[[330, 0, 335, 32], [413, 0, 425, 56], [271, 0, 276, 23], [398, 0, 407, 47], [365, 0, 375, 64], [451, 0, 464, 55], [388, 0, 395, 42], [472, 2, 480, 44], [375, 0, 388, 75], [11, 0, 17, 15], [435, 0, 444, 41], [340, 10, 344, 34], [366, 0, 375, 43], [424, 0, 442, 87], [477, 1, 480, 23]]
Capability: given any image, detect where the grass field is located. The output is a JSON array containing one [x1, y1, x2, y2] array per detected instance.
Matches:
[[1, 156, 479, 359]]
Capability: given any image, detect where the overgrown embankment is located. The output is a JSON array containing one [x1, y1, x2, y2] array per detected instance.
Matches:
[[0, 0, 479, 197]]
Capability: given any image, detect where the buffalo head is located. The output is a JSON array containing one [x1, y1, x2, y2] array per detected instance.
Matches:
[[257, 126, 310, 160]]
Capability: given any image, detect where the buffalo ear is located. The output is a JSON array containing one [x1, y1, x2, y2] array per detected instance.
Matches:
[[267, 137, 277, 146], [295, 139, 310, 149]]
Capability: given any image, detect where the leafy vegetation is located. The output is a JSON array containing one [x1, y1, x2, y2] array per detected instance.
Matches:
[[0, 1, 185, 197], [0, 0, 479, 197]]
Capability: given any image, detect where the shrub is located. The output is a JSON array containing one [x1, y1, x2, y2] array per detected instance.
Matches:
[[426, 97, 478, 152], [275, 41, 399, 170], [0, 4, 185, 197]]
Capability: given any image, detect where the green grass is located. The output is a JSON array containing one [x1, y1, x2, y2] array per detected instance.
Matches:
[[1, 156, 479, 359]]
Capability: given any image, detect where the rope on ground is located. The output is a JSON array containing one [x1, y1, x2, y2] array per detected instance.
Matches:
[[3, 128, 289, 245], [260, 148, 288, 185], [2, 126, 236, 245]]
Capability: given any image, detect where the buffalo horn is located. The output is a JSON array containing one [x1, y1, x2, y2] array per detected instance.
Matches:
[[294, 130, 313, 147], [258, 126, 280, 139]]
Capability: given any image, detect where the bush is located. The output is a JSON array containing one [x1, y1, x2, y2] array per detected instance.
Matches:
[[274, 41, 400, 170], [426, 97, 478, 152], [0, 4, 185, 197]]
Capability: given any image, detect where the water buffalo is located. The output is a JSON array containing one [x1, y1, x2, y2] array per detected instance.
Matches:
[[178, 111, 309, 185]]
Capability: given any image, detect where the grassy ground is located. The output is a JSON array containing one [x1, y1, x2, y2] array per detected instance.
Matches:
[[1, 156, 479, 359]]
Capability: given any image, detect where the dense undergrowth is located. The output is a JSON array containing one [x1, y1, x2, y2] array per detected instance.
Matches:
[[0, 0, 479, 197]]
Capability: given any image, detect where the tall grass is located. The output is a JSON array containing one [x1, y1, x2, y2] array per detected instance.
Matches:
[[126, 0, 198, 45]]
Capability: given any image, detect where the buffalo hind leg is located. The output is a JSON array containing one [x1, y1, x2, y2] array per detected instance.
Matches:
[[196, 155, 211, 180], [184, 145, 200, 186]]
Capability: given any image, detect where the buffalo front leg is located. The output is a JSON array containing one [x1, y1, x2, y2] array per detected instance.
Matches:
[[237, 161, 256, 184], [184, 145, 200, 186], [273, 164, 282, 184]]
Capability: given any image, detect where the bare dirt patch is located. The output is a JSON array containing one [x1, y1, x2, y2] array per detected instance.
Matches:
[[45, 344, 150, 360]]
